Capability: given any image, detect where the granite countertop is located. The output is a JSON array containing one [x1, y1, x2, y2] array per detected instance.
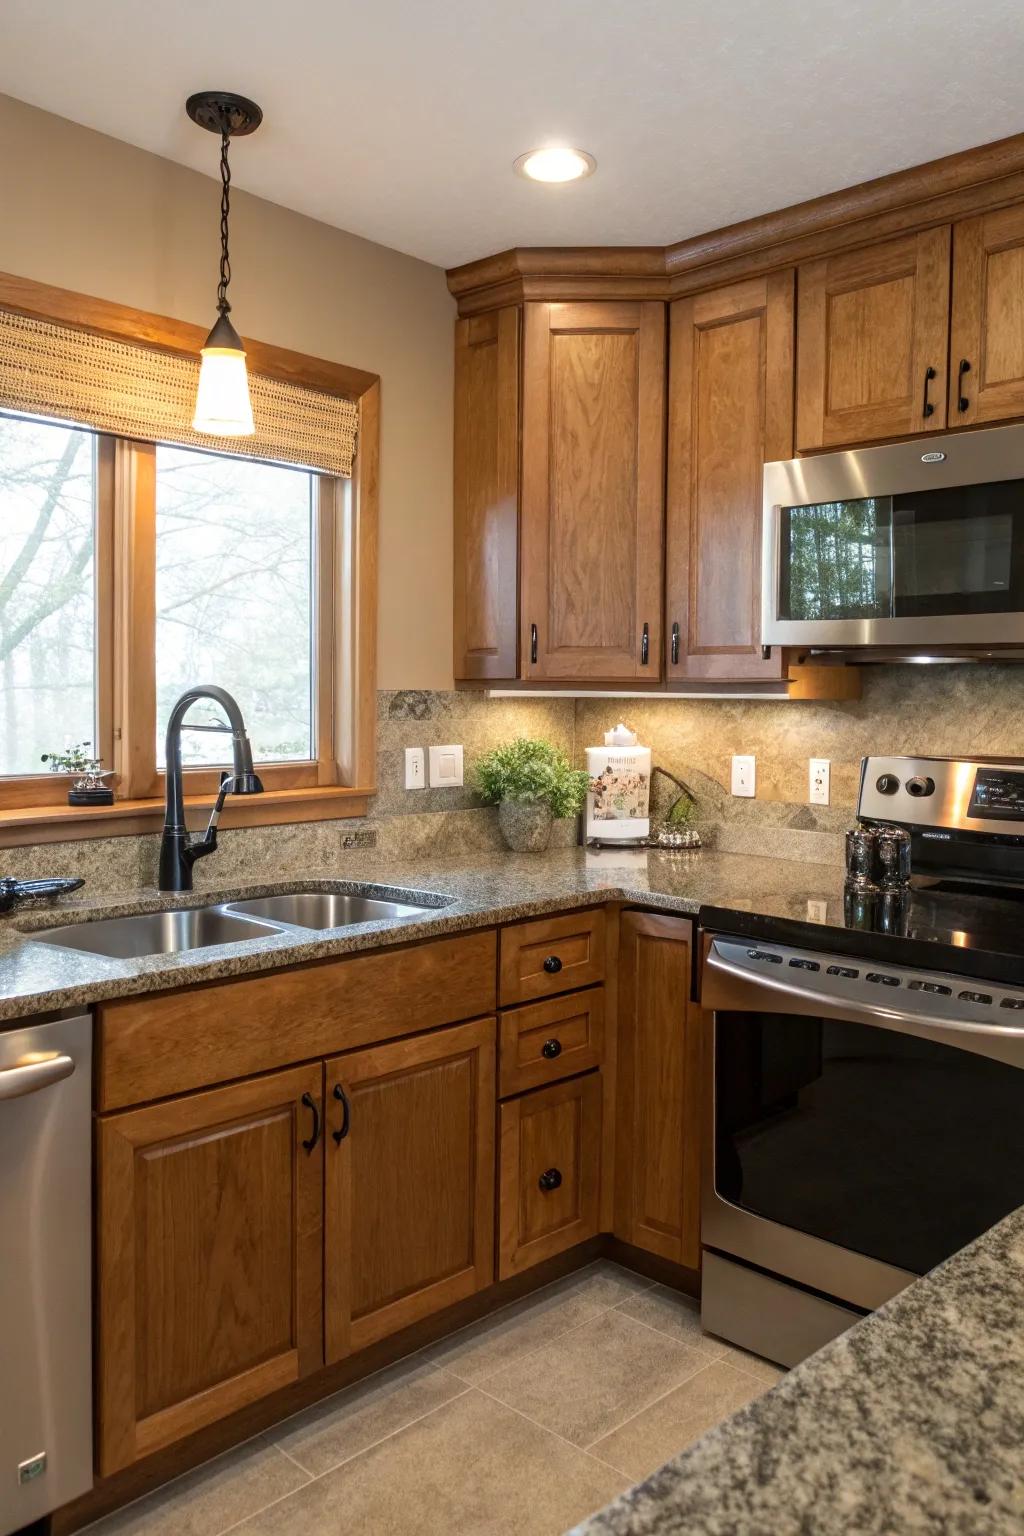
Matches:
[[572, 1203, 1024, 1536], [1, 842, 1022, 1021]]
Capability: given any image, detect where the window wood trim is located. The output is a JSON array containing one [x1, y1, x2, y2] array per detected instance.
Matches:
[[0, 273, 379, 844]]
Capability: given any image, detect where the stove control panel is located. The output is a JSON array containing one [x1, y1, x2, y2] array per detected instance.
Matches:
[[858, 755, 1024, 836]]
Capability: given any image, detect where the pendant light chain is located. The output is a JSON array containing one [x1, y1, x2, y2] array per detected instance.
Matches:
[[217, 128, 233, 316]]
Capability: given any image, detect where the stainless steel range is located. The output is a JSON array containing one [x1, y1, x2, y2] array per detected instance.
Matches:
[[700, 754, 1024, 1367]]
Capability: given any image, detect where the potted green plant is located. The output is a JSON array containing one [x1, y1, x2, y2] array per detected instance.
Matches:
[[40, 742, 115, 806], [473, 738, 589, 852]]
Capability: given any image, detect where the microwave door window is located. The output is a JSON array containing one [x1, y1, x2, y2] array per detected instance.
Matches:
[[778, 497, 894, 622], [889, 481, 1022, 617]]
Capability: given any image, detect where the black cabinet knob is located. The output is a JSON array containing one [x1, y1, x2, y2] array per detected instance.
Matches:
[[543, 955, 563, 974], [875, 774, 900, 795], [541, 1039, 562, 1059], [538, 1168, 563, 1192]]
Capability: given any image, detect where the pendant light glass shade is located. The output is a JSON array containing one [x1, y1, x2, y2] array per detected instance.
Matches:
[[192, 312, 255, 436]]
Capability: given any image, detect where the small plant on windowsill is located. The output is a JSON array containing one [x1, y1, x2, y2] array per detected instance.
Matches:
[[40, 742, 115, 807], [473, 738, 589, 853]]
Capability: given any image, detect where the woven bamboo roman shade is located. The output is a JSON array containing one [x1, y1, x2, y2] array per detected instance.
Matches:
[[0, 308, 359, 476]]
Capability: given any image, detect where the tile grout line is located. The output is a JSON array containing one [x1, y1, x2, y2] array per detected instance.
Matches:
[[580, 1359, 719, 1459], [270, 1441, 312, 1476], [216, 1386, 475, 1536], [437, 1299, 643, 1390], [609, 1303, 785, 1389]]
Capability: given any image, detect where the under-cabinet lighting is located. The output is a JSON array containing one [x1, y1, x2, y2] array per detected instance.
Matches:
[[486, 689, 792, 701]]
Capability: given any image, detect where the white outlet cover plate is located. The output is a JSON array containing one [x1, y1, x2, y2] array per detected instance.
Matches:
[[429, 744, 464, 788], [404, 747, 425, 790], [809, 757, 830, 806], [731, 755, 756, 797]]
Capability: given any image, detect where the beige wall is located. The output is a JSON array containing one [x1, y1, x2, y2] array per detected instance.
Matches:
[[0, 93, 456, 690]]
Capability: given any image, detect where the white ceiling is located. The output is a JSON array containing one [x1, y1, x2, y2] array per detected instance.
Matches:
[[2, 0, 1023, 270]]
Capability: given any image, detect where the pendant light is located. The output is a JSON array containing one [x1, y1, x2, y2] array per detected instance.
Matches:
[[186, 91, 263, 436]]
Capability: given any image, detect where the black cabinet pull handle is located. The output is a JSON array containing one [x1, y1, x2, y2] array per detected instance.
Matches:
[[331, 1082, 351, 1145], [530, 623, 538, 664], [957, 358, 972, 412], [301, 1091, 320, 1153], [538, 1167, 563, 1192], [922, 365, 936, 418], [641, 622, 650, 665], [541, 1038, 563, 1059], [542, 954, 563, 974], [670, 622, 679, 666]]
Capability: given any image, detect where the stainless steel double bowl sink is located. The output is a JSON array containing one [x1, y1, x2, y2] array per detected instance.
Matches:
[[27, 886, 452, 960]]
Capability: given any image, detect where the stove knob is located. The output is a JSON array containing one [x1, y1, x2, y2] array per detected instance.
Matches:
[[875, 774, 900, 795], [906, 775, 935, 798]]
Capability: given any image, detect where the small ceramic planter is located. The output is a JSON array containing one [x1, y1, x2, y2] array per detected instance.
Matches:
[[498, 800, 553, 853]]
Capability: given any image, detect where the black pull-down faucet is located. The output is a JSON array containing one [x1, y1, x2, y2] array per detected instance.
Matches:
[[158, 685, 263, 892]]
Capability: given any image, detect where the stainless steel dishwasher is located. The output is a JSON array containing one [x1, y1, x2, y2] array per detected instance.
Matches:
[[1, 1012, 92, 1534]]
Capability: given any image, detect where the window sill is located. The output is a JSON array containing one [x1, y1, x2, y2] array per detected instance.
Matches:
[[0, 785, 374, 847]]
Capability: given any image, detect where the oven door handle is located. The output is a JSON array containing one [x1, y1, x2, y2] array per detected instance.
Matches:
[[703, 945, 1024, 1064]]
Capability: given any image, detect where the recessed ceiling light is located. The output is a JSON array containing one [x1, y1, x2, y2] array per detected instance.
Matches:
[[514, 147, 596, 184]]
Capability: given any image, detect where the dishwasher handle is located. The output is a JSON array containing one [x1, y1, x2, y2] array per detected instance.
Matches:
[[0, 1053, 75, 1101]]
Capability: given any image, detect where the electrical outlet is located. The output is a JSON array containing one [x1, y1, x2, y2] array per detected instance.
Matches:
[[404, 747, 425, 790], [731, 755, 756, 797], [428, 744, 464, 788], [809, 758, 830, 806], [806, 899, 828, 923]]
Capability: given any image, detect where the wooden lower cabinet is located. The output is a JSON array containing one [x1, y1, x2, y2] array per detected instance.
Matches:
[[615, 912, 702, 1268], [96, 1064, 325, 1475], [324, 1017, 496, 1361], [498, 1072, 602, 1278]]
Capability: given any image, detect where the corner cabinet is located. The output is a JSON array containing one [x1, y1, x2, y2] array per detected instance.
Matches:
[[666, 273, 793, 681], [453, 300, 666, 684]]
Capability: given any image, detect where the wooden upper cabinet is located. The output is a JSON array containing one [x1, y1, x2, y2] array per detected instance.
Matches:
[[521, 301, 666, 680], [950, 206, 1024, 426], [96, 1065, 324, 1474], [666, 273, 793, 681], [796, 227, 951, 450], [324, 1017, 495, 1363], [453, 308, 520, 680], [615, 912, 701, 1269]]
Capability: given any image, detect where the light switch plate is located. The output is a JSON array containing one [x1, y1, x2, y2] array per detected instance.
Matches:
[[731, 755, 756, 797], [809, 758, 830, 806], [428, 744, 464, 788], [404, 747, 425, 790]]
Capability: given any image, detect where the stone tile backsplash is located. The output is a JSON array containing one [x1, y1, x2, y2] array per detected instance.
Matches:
[[7, 669, 1022, 890]]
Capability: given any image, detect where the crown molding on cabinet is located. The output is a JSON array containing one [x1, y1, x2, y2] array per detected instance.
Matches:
[[447, 130, 1024, 315]]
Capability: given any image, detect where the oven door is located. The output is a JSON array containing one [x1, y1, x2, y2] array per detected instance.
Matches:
[[702, 937, 1024, 1311], [761, 423, 1024, 648]]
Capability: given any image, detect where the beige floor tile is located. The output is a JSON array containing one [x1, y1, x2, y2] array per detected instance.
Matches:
[[268, 1356, 468, 1476], [232, 1390, 628, 1536], [482, 1307, 706, 1448], [591, 1360, 772, 1482], [84, 1436, 309, 1536], [423, 1261, 653, 1385], [617, 1285, 786, 1383]]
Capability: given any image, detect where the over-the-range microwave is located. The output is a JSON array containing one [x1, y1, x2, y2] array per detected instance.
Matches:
[[761, 421, 1024, 652]]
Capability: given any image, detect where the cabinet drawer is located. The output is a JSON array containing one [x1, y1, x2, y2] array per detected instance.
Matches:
[[498, 1072, 602, 1278], [499, 988, 604, 1097], [499, 909, 605, 1005]]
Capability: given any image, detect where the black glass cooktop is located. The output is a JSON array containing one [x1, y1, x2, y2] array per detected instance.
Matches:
[[700, 876, 1024, 988]]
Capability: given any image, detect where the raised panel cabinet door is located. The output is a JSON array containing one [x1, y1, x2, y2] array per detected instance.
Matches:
[[796, 227, 951, 450], [615, 912, 701, 1267], [325, 1016, 496, 1362], [97, 1064, 324, 1475], [454, 307, 520, 679], [498, 1071, 603, 1278], [666, 273, 793, 681], [521, 301, 665, 680], [951, 206, 1024, 426]]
